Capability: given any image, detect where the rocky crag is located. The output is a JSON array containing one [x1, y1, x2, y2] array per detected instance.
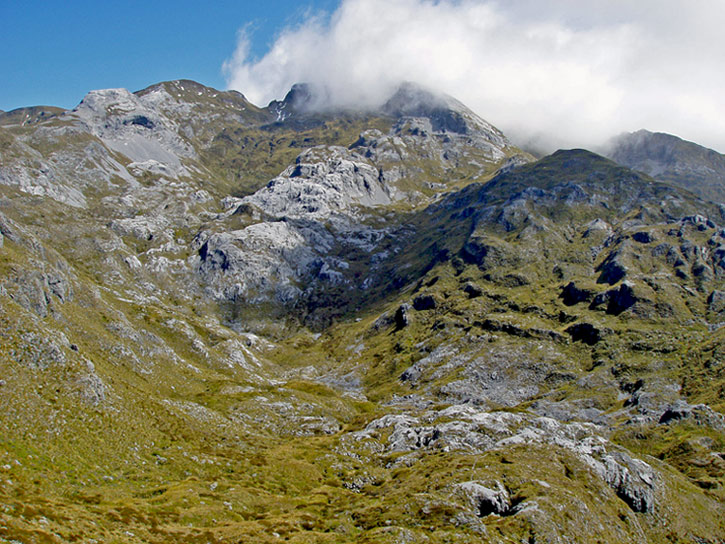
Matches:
[[0, 80, 724, 543]]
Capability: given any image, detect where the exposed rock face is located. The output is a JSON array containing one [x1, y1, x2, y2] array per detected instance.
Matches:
[[596, 248, 629, 285], [456, 481, 512, 517], [659, 400, 725, 430], [196, 222, 320, 304], [237, 146, 393, 220], [600, 452, 657, 513], [383, 82, 505, 143], [72, 87, 196, 175], [708, 289, 725, 313]]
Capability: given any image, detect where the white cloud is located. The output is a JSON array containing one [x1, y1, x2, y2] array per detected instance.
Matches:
[[223, 0, 725, 152]]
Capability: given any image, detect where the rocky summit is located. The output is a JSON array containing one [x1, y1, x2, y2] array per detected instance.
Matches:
[[1, 79, 724, 543]]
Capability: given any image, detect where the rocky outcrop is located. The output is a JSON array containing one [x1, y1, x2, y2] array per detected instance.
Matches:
[[71, 87, 195, 175], [708, 290, 725, 314], [600, 452, 657, 513], [565, 322, 608, 345], [462, 282, 483, 298], [659, 400, 725, 430], [560, 281, 595, 306], [596, 249, 628, 285], [590, 281, 639, 315], [382, 82, 509, 153], [413, 294, 437, 311], [395, 304, 411, 330], [236, 146, 392, 220], [456, 481, 512, 517], [354, 405, 660, 513]]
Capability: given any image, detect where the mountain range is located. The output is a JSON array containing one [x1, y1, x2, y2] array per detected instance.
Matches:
[[1, 79, 724, 543]]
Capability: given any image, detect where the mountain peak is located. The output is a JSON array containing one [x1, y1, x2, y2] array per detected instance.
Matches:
[[266, 82, 332, 121], [606, 129, 725, 203], [279, 83, 317, 111], [380, 82, 472, 134]]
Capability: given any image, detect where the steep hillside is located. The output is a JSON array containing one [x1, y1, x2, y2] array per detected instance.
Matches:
[[1, 81, 724, 543]]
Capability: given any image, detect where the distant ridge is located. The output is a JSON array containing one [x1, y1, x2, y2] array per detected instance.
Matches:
[[607, 129, 725, 204]]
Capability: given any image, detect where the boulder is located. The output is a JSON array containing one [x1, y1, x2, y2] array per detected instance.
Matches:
[[462, 282, 483, 298], [413, 294, 437, 311], [395, 304, 411, 330], [590, 282, 638, 315], [560, 281, 594, 306], [565, 323, 607, 345], [632, 231, 656, 243]]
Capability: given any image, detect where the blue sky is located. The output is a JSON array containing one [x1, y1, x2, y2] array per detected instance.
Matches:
[[0, 0, 340, 111]]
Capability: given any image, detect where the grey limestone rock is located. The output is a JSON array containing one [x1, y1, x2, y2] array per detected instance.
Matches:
[[239, 146, 392, 221], [600, 452, 657, 513], [17, 332, 67, 370], [71, 87, 195, 176], [624, 378, 682, 423], [76, 358, 107, 405], [4, 268, 72, 318], [382, 82, 509, 154], [356, 404, 660, 516], [456, 481, 511, 517], [583, 218, 613, 237], [0, 212, 22, 245], [659, 400, 725, 431]]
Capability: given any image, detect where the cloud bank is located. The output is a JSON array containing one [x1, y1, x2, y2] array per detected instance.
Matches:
[[224, 0, 725, 152]]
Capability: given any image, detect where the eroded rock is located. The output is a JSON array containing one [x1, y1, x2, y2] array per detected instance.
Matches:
[[456, 481, 511, 517]]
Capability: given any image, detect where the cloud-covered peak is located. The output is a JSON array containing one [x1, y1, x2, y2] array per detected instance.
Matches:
[[224, 0, 725, 153]]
